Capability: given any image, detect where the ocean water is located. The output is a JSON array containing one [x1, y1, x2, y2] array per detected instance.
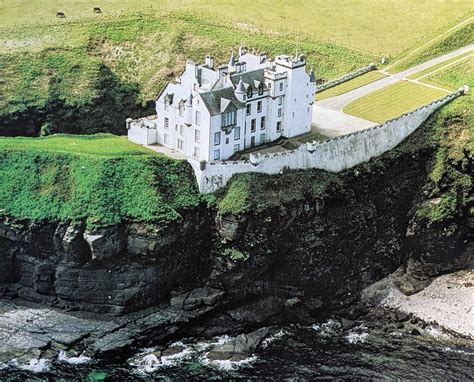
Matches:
[[1, 319, 473, 381]]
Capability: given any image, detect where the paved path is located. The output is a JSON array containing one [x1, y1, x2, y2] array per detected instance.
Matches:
[[317, 45, 473, 112], [145, 144, 186, 160], [312, 45, 473, 136]]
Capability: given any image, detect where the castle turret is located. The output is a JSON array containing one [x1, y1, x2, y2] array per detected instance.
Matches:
[[184, 92, 193, 126], [235, 78, 246, 102]]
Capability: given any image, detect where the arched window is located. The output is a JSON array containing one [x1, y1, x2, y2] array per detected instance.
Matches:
[[258, 83, 264, 95], [247, 87, 253, 99]]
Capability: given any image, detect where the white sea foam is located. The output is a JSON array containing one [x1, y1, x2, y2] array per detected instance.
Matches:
[[201, 354, 258, 371], [261, 329, 289, 349], [345, 330, 369, 344], [443, 347, 474, 356], [311, 319, 342, 336], [58, 350, 91, 365], [10, 358, 50, 373], [425, 325, 451, 339], [130, 341, 193, 373]]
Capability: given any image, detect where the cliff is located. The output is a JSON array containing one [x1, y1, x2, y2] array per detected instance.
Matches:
[[1, 107, 472, 361]]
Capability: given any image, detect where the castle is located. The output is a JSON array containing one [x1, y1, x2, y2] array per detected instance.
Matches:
[[127, 47, 316, 162]]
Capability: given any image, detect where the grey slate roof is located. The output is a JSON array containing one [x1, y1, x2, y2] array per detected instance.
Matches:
[[230, 69, 267, 91], [200, 87, 245, 116]]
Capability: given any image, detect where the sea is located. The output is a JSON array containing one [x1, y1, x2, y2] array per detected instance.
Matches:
[[1, 318, 473, 381]]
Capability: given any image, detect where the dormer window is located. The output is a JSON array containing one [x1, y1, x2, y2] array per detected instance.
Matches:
[[164, 101, 169, 111], [178, 103, 184, 116], [247, 87, 253, 99], [258, 83, 264, 95]]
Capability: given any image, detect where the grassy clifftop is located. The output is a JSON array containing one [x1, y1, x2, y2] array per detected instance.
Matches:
[[0, 134, 204, 227], [0, 12, 373, 137]]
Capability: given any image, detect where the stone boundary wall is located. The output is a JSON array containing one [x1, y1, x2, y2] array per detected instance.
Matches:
[[188, 89, 465, 194], [315, 63, 377, 93]]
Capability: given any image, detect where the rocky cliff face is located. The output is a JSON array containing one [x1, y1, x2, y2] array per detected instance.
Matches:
[[0, 126, 471, 360]]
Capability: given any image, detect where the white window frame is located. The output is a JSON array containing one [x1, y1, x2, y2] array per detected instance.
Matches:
[[195, 110, 201, 125], [214, 132, 221, 145], [234, 126, 240, 140], [164, 117, 169, 130], [195, 129, 200, 143], [213, 149, 220, 160], [257, 101, 262, 113]]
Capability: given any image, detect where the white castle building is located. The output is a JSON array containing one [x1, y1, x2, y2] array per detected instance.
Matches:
[[127, 47, 316, 162]]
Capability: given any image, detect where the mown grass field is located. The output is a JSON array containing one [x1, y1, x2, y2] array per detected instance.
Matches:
[[407, 51, 473, 80], [1, 0, 471, 56], [0, 133, 154, 156], [316, 71, 387, 100], [0, 134, 205, 227], [343, 81, 448, 123], [420, 57, 474, 91]]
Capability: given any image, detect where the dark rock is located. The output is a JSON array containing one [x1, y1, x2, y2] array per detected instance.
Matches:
[[206, 327, 269, 361], [341, 317, 356, 330], [411, 328, 422, 336], [395, 310, 409, 322]]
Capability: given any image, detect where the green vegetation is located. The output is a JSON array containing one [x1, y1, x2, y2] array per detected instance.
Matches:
[[343, 81, 448, 123], [387, 21, 473, 73], [0, 12, 375, 136], [414, 59, 473, 222], [406, 51, 473, 80], [0, 134, 153, 156], [0, 134, 204, 227], [316, 71, 387, 100], [420, 57, 474, 91], [2, 1, 471, 56], [222, 248, 249, 262], [218, 170, 342, 216]]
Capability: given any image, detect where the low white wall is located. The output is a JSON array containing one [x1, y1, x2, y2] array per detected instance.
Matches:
[[188, 90, 463, 194], [126, 116, 158, 145], [315, 63, 376, 94]]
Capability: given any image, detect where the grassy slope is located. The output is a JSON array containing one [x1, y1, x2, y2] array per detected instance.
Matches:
[[0, 12, 374, 135], [343, 81, 448, 123], [388, 21, 473, 73], [0, 134, 204, 227], [420, 57, 474, 91], [1, 0, 471, 56], [406, 51, 473, 80], [316, 71, 387, 100]]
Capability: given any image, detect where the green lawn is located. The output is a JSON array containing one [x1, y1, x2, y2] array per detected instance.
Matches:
[[0, 134, 204, 227], [420, 57, 474, 91], [407, 51, 473, 80], [1, 0, 471, 56], [343, 81, 449, 123], [0, 133, 154, 157], [316, 71, 387, 100]]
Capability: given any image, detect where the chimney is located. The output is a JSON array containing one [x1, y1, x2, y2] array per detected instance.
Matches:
[[218, 65, 228, 78], [205, 54, 214, 68], [238, 45, 247, 56], [259, 52, 268, 64]]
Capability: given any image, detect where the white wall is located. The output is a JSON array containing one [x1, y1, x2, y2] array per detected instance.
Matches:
[[188, 91, 463, 194]]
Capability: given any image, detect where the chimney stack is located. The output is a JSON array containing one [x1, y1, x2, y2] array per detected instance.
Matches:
[[205, 54, 214, 68]]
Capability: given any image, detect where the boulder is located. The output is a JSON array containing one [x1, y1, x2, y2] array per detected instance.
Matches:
[[206, 327, 269, 361]]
